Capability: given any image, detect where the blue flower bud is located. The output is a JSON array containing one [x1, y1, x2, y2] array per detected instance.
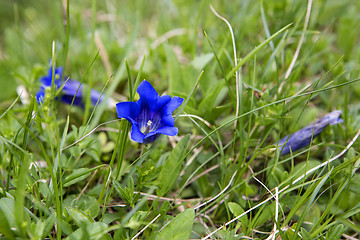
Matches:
[[277, 110, 343, 155]]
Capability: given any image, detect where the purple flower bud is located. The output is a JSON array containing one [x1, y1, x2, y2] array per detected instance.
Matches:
[[277, 110, 343, 155]]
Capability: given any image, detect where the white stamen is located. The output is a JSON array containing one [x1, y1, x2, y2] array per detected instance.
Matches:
[[147, 120, 152, 127]]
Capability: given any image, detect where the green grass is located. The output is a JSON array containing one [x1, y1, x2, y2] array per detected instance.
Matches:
[[1, 0, 360, 239]]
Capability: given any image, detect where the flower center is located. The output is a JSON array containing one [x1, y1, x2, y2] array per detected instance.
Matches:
[[141, 120, 153, 134]]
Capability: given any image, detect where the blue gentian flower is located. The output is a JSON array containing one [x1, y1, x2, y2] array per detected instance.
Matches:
[[116, 80, 184, 143], [36, 66, 105, 107], [60, 79, 105, 107], [277, 110, 343, 155], [36, 66, 63, 103]]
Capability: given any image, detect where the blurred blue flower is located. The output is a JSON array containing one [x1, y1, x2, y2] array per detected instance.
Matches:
[[277, 110, 343, 155], [36, 66, 63, 103], [36, 66, 105, 107], [116, 80, 184, 143]]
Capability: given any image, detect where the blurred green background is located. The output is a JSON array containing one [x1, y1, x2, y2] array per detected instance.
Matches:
[[1, 0, 360, 104]]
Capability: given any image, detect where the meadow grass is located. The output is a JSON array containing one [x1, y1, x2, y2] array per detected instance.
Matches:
[[1, 0, 360, 239]]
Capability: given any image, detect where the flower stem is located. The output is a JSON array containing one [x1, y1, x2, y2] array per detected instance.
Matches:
[[115, 121, 130, 180]]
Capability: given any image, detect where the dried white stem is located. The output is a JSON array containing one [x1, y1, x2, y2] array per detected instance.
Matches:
[[284, 0, 313, 79], [62, 119, 122, 150], [194, 170, 237, 211], [210, 5, 240, 129], [202, 128, 360, 240], [179, 113, 212, 128], [131, 214, 161, 240]]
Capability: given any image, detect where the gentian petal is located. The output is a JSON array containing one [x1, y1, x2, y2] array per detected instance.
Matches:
[[143, 134, 160, 144], [40, 66, 63, 87], [137, 80, 161, 112], [142, 127, 178, 144], [278, 110, 342, 155], [59, 79, 84, 106], [152, 126, 179, 136], [61, 94, 83, 106], [90, 89, 104, 106], [155, 95, 172, 111], [161, 96, 184, 126], [61, 79, 82, 95], [130, 124, 146, 143], [116, 102, 140, 122], [320, 110, 343, 125], [36, 87, 45, 104]]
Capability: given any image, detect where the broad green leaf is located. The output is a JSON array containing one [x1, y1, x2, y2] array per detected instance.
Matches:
[[43, 214, 56, 238], [254, 202, 276, 227], [65, 222, 110, 240], [63, 165, 104, 187], [300, 227, 312, 240], [325, 224, 345, 240], [198, 79, 226, 117], [190, 53, 214, 70], [0, 207, 15, 238], [64, 168, 91, 187], [217, 229, 242, 240], [164, 43, 189, 95], [66, 207, 94, 227], [125, 211, 150, 229], [228, 202, 248, 227], [102, 212, 121, 225], [156, 134, 191, 197], [58, 219, 73, 236], [290, 160, 321, 181], [0, 197, 16, 229], [29, 220, 46, 240], [64, 195, 100, 218], [0, 197, 29, 236], [154, 208, 195, 240]]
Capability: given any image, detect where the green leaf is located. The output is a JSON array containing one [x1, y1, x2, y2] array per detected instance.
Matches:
[[198, 79, 226, 117], [325, 224, 345, 240], [42, 213, 56, 238], [254, 202, 276, 227], [0, 206, 15, 238], [154, 208, 195, 240], [63, 165, 104, 187], [66, 207, 95, 227], [156, 134, 191, 197], [65, 222, 110, 240], [0, 197, 30, 236], [228, 202, 248, 227], [164, 43, 189, 95], [125, 211, 150, 229], [63, 195, 100, 218], [290, 160, 321, 181], [0, 197, 16, 230], [293, 169, 333, 236], [225, 23, 292, 80], [300, 227, 312, 240], [190, 53, 214, 70], [64, 168, 91, 187]]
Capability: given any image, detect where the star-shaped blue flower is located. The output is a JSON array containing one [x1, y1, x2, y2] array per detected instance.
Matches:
[[277, 110, 343, 155], [36, 66, 104, 107], [116, 80, 184, 143]]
